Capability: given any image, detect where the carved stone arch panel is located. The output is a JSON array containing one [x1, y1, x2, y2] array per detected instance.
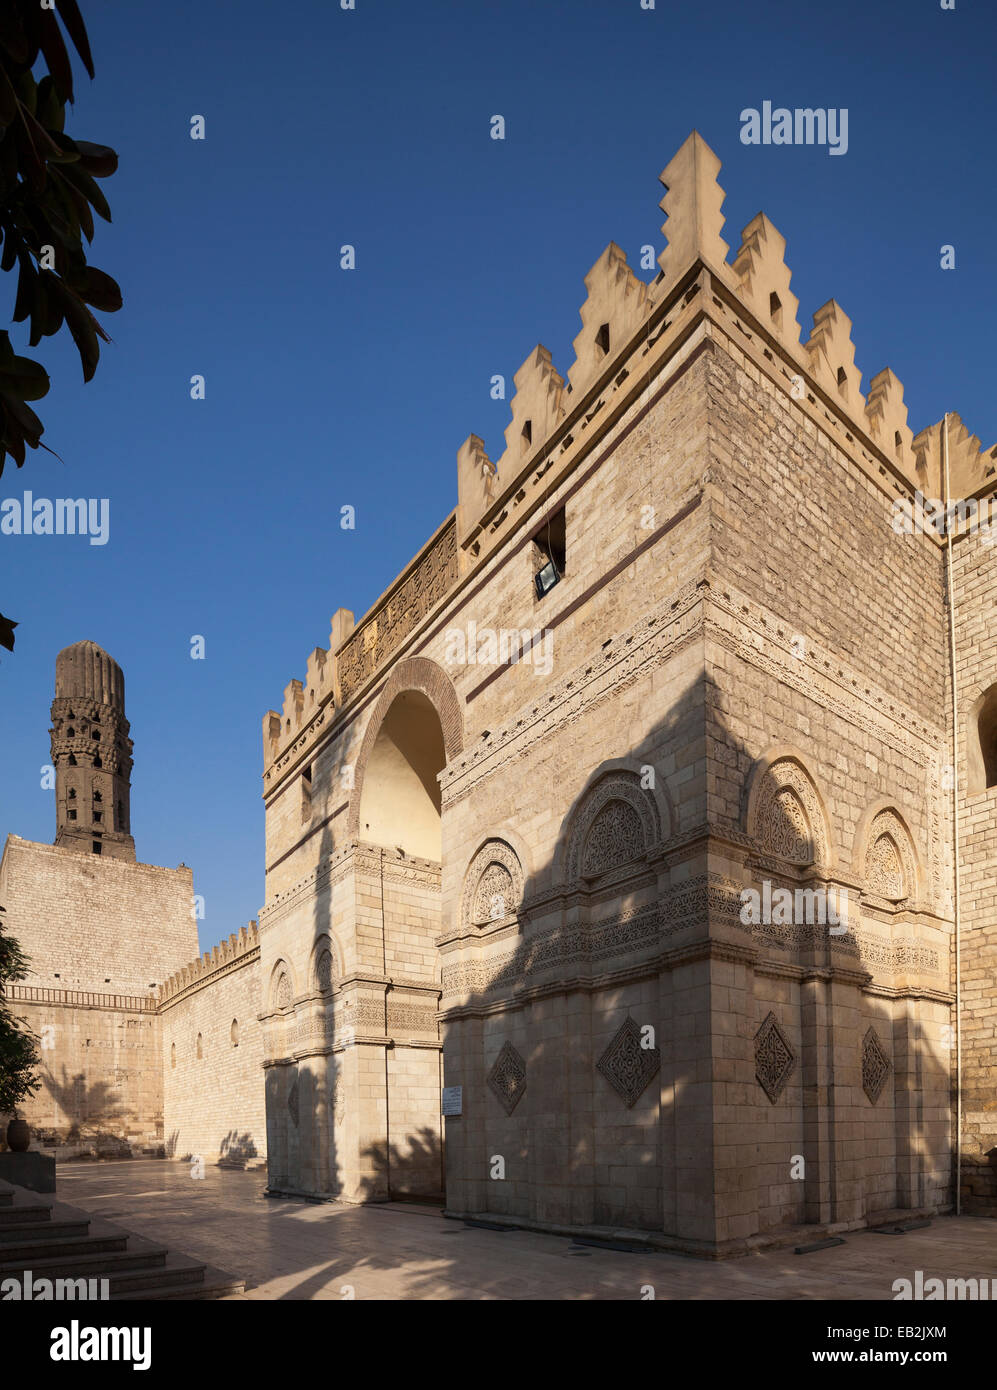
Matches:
[[460, 838, 525, 931], [862, 807, 919, 902], [746, 751, 832, 871], [266, 960, 297, 1060], [563, 770, 660, 885], [309, 933, 340, 994], [269, 959, 295, 1013], [347, 656, 464, 840]]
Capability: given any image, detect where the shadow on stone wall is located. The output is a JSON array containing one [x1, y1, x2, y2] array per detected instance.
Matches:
[[38, 1065, 131, 1150], [355, 1127, 442, 1204], [263, 659, 955, 1270], [428, 668, 953, 1250], [218, 1130, 259, 1169], [266, 819, 340, 1195]]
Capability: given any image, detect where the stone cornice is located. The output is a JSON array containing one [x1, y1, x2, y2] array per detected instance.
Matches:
[[440, 575, 708, 802], [259, 841, 440, 930], [158, 944, 260, 1012]]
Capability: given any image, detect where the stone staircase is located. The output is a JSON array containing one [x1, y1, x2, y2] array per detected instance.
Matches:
[[0, 1178, 244, 1300]]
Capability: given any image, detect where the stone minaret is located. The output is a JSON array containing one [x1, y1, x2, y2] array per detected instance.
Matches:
[[51, 640, 135, 861]]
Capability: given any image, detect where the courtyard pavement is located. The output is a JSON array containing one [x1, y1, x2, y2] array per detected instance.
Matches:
[[53, 1159, 996, 1301]]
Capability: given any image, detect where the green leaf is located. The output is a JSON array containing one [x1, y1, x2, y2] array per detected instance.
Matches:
[[59, 158, 110, 222], [39, 8, 75, 106], [0, 388, 44, 442], [50, 164, 93, 241], [12, 257, 35, 322], [47, 275, 99, 379], [4, 429, 26, 469], [0, 7, 31, 68], [0, 350, 50, 402], [75, 141, 117, 178], [0, 64, 20, 127], [28, 277, 64, 344], [55, 0, 95, 81], [14, 69, 37, 118], [75, 265, 121, 312], [35, 76, 65, 135]]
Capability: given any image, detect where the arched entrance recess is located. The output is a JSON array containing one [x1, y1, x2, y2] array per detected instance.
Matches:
[[346, 657, 461, 1200]]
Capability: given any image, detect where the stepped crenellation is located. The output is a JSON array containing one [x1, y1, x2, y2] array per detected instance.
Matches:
[[159, 921, 259, 1006], [262, 129, 996, 779]]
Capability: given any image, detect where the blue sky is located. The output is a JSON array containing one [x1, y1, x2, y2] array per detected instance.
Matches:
[[1, 0, 994, 952]]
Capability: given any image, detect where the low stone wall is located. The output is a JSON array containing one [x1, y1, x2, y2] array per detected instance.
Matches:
[[160, 926, 266, 1168]]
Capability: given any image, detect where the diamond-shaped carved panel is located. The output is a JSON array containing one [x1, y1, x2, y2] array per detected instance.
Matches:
[[488, 1041, 526, 1115], [754, 1012, 795, 1103], [597, 1016, 660, 1108], [862, 1027, 891, 1104]]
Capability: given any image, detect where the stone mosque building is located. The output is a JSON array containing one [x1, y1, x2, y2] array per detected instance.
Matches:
[[2, 132, 996, 1256]]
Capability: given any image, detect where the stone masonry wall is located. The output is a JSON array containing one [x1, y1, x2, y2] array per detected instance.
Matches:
[[0, 835, 198, 1147], [0, 835, 198, 996], [3, 988, 162, 1150], [160, 929, 266, 1166], [702, 327, 954, 1229], [952, 525, 997, 1209]]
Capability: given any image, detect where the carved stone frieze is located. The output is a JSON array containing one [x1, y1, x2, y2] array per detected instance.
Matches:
[[337, 524, 459, 703], [441, 578, 707, 802]]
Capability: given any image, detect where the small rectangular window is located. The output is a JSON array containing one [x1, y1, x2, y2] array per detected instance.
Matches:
[[301, 765, 313, 824], [533, 507, 566, 599]]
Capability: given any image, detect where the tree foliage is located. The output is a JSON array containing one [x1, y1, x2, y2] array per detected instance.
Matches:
[[0, 1, 121, 651], [0, 908, 40, 1115]]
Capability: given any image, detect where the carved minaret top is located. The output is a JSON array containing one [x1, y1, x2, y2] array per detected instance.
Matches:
[[51, 640, 135, 861]]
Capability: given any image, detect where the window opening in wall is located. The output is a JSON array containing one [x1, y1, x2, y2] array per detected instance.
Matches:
[[533, 506, 566, 599], [301, 764, 313, 824], [92, 840, 101, 855], [971, 682, 997, 793]]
